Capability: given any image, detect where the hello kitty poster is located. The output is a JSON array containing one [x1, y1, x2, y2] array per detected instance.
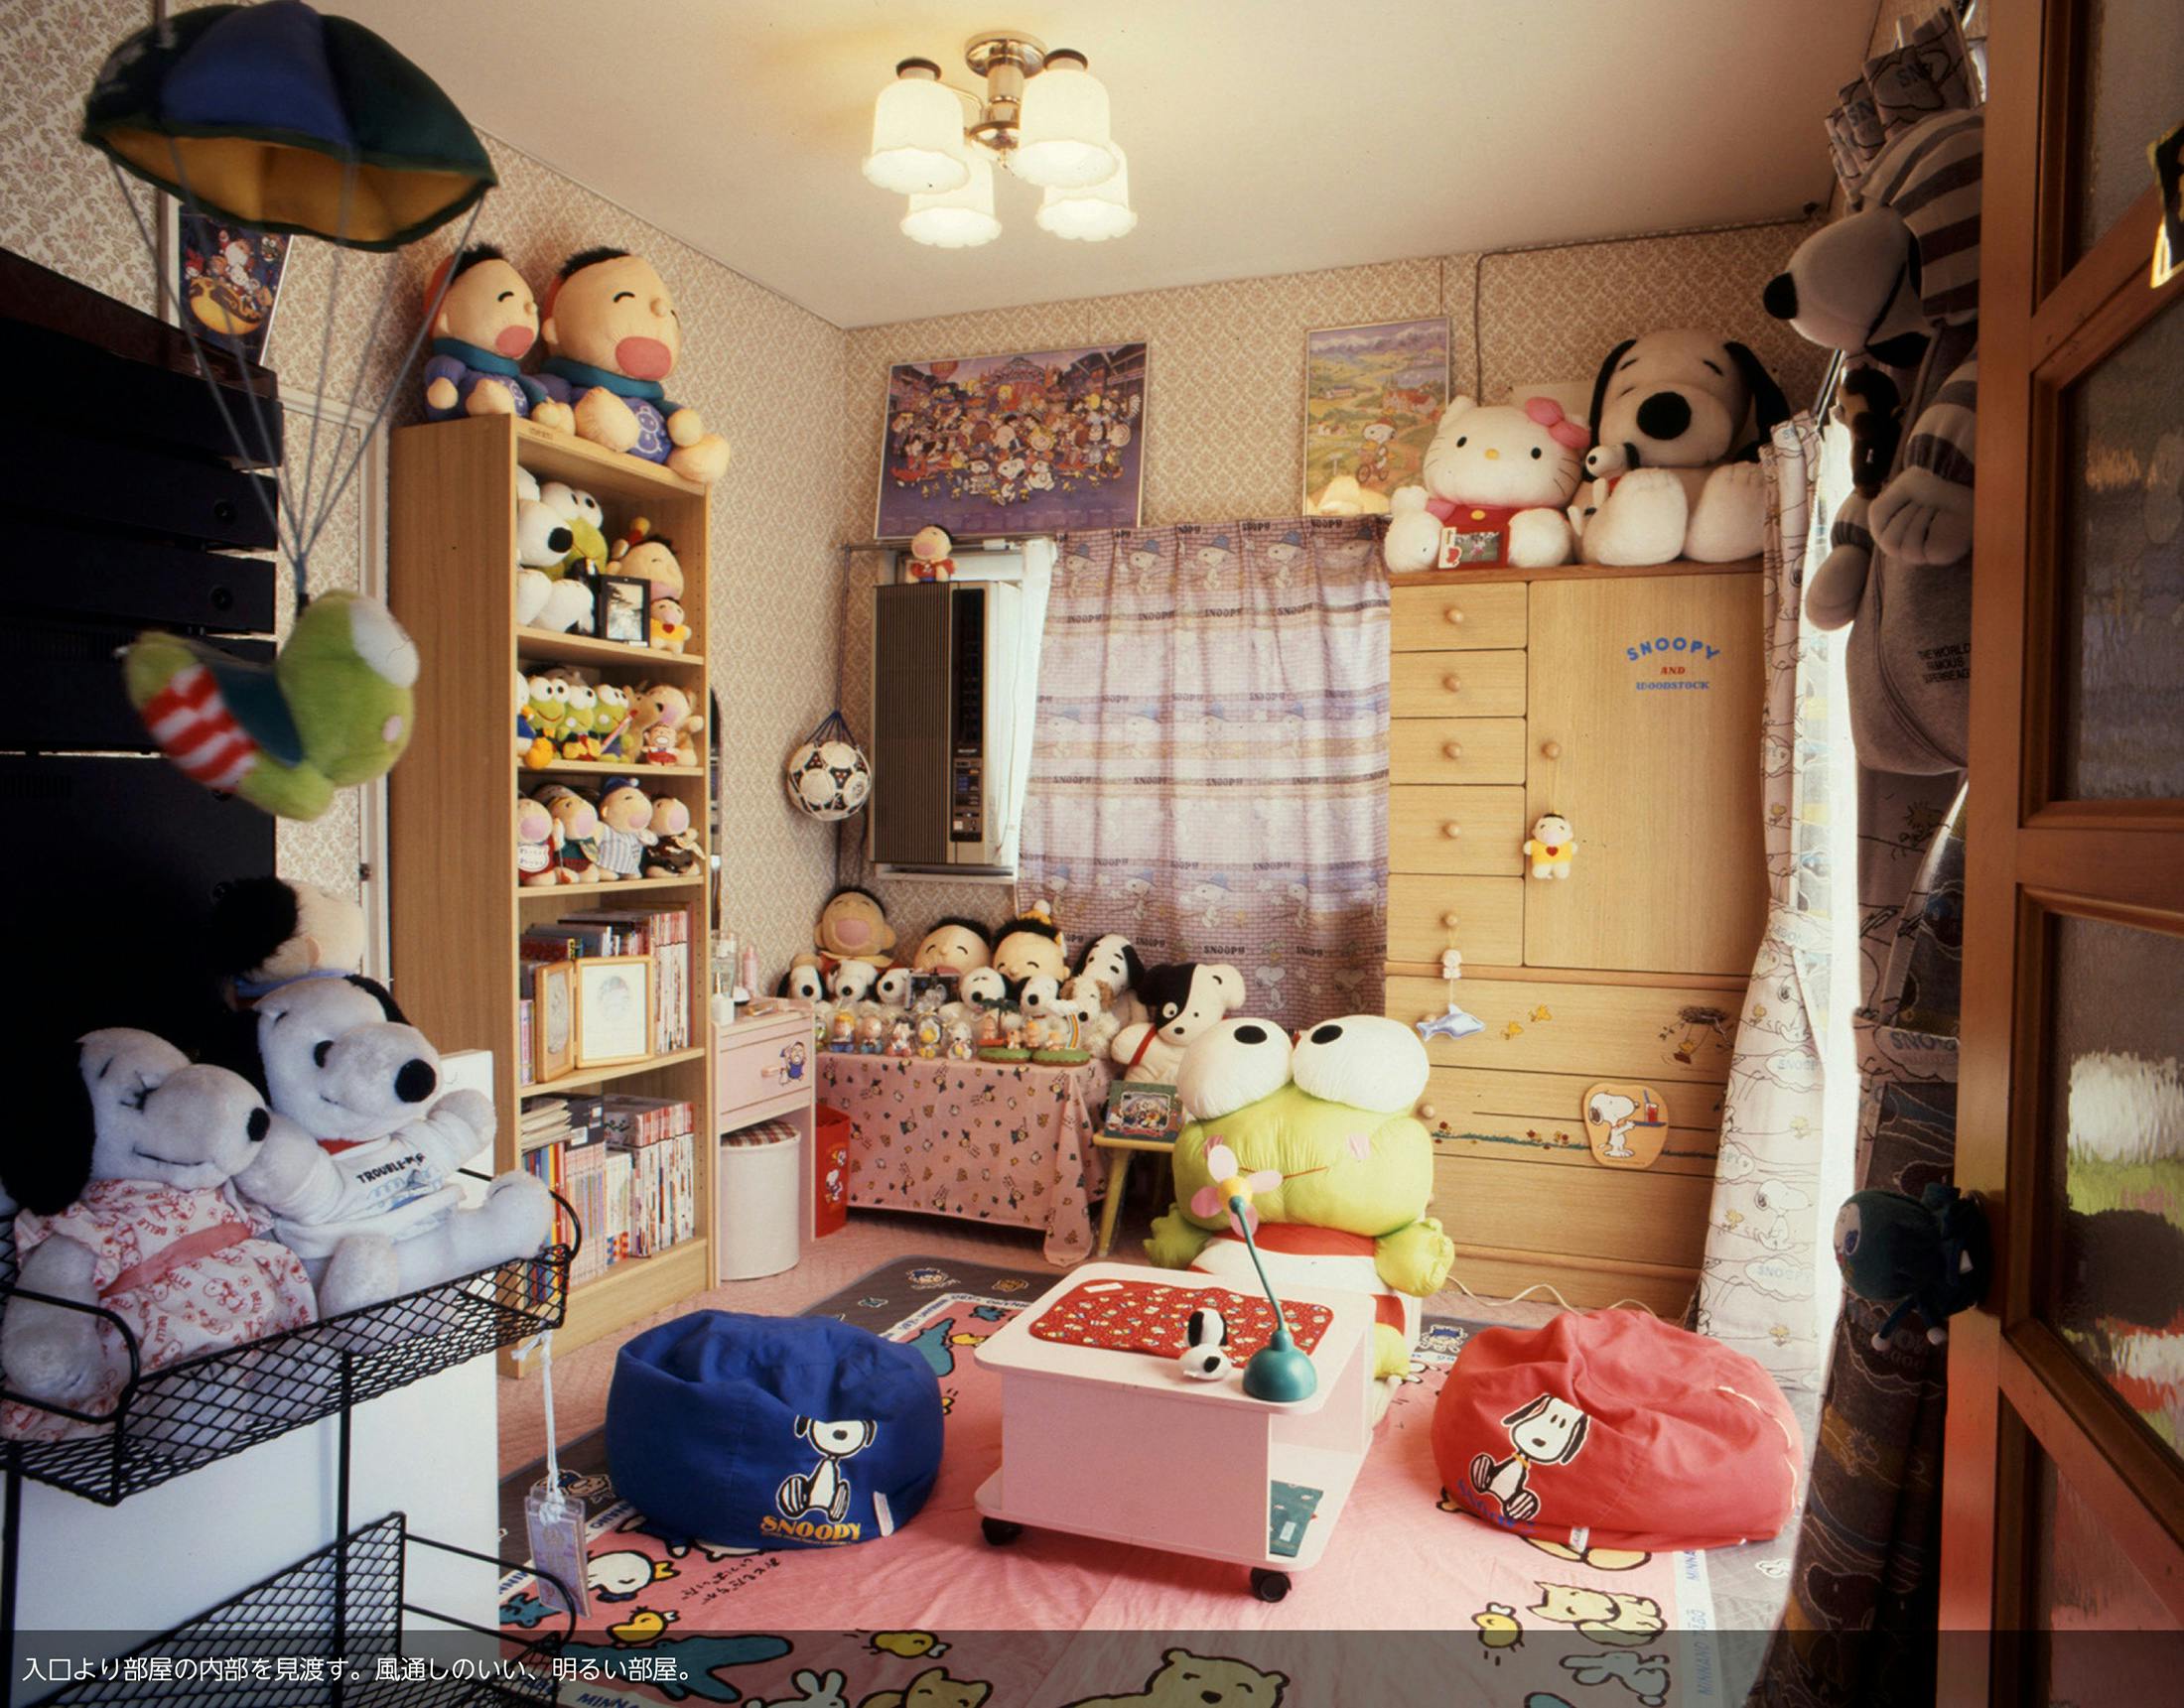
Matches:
[[876, 343, 1148, 540]]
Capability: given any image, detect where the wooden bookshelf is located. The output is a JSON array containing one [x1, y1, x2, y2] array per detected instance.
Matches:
[[388, 412, 715, 1370]]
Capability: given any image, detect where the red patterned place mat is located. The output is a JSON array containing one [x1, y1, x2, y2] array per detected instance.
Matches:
[[1028, 1278, 1333, 1361]]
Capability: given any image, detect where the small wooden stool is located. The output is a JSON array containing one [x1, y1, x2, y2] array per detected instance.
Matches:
[[1090, 1130, 1175, 1257]]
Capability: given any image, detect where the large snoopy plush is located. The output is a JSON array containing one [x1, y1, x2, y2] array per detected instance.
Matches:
[[1570, 330, 1788, 566], [222, 976, 553, 1313]]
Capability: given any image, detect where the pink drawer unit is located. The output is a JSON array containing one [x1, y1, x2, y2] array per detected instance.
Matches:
[[717, 1008, 815, 1120]]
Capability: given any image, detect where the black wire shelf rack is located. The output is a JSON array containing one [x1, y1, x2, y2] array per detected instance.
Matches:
[[28, 1513, 573, 1706], [0, 1189, 577, 1508]]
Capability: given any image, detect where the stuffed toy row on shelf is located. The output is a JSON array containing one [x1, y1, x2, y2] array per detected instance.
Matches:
[[424, 243, 729, 484], [518, 669, 704, 768], [519, 776, 700, 886], [0, 878, 552, 1442], [515, 470, 689, 652], [1380, 328, 1787, 573]]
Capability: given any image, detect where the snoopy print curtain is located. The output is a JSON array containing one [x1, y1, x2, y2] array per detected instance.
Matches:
[[1018, 518, 1390, 1032], [1693, 414, 1846, 1391]]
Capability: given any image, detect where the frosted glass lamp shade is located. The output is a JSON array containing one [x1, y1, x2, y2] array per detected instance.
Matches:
[[1035, 145, 1136, 240], [864, 62, 971, 196], [901, 148, 1001, 247], [1013, 53, 1118, 188]]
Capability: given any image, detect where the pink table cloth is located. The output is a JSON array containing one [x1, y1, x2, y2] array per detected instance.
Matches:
[[815, 1052, 1113, 1263]]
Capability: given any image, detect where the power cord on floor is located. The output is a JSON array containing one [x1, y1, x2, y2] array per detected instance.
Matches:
[[1442, 1269, 1662, 1317]]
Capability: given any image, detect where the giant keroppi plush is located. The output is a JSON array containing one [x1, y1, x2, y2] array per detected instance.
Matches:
[[1147, 1014, 1452, 1415], [219, 976, 553, 1312]]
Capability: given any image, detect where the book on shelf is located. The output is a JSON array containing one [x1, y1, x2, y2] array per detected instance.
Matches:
[[517, 998, 534, 1087], [600, 1095, 695, 1148], [523, 1104, 691, 1281]]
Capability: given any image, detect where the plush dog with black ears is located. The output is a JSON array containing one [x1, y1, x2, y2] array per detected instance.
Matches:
[[216, 975, 553, 1314], [1569, 330, 1789, 566]]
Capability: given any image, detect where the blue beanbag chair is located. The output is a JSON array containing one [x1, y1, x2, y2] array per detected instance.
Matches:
[[606, 1310, 943, 1550]]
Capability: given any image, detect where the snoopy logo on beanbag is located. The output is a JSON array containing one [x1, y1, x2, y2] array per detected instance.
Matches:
[[777, 1417, 877, 1524]]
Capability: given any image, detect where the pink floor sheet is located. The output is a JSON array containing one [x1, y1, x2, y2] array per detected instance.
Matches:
[[500, 1288, 1723, 1706]]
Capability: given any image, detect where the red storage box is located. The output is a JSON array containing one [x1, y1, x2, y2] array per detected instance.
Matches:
[[812, 1104, 851, 1238]]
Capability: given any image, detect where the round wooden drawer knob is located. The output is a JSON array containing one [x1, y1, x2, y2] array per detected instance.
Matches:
[[1441, 912, 1460, 929], [1442, 675, 1463, 694], [1541, 740, 1564, 759], [1441, 822, 1462, 839], [1443, 607, 1465, 626], [1418, 1104, 1438, 1121], [1442, 741, 1463, 759]]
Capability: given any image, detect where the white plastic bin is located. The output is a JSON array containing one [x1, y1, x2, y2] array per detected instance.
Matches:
[[715, 1121, 802, 1280]]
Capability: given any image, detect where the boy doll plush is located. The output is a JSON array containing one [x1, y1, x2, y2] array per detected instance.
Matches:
[[421, 245, 542, 420], [531, 249, 731, 484], [221, 976, 553, 1313], [208, 875, 367, 1006], [911, 917, 993, 981], [0, 1029, 318, 1440], [961, 907, 1070, 1015]]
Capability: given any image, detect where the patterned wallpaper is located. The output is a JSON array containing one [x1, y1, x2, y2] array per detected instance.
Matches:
[[8, 0, 1835, 984], [1, 0, 846, 983], [834, 221, 1830, 941]]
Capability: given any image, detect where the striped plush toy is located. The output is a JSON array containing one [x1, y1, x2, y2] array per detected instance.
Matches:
[[124, 591, 419, 821]]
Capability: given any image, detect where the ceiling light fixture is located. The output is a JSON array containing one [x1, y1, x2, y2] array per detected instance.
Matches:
[[864, 33, 1133, 249]]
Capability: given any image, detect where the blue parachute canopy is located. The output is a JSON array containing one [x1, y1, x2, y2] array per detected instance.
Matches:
[[82, 1, 494, 251]]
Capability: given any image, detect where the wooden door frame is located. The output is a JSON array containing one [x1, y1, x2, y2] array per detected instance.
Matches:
[[1941, 0, 2184, 1687]]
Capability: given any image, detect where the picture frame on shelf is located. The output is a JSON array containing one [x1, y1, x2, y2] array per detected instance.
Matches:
[[534, 961, 575, 1082], [1302, 317, 1449, 517], [576, 954, 653, 1067], [597, 576, 650, 646]]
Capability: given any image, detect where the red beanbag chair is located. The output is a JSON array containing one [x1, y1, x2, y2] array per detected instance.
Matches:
[[1432, 1308, 1802, 1551]]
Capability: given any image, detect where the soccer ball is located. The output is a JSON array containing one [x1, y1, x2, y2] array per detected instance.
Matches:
[[785, 736, 871, 820]]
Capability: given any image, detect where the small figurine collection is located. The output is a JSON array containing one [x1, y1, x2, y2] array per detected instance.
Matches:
[[517, 666, 703, 770], [425, 244, 730, 486], [512, 463, 692, 657], [779, 893, 1172, 1076], [516, 774, 699, 886]]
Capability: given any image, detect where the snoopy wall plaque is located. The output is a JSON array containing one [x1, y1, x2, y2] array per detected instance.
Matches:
[[1582, 1082, 1670, 1169]]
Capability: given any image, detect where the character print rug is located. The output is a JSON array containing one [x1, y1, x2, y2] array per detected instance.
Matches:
[[498, 1256, 1796, 1706]]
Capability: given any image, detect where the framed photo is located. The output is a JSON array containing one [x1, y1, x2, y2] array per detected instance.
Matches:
[[174, 209, 291, 365], [597, 576, 650, 646], [876, 343, 1148, 540], [575, 955, 653, 1068], [1103, 1082, 1179, 1140], [1303, 318, 1449, 516], [533, 962, 575, 1083]]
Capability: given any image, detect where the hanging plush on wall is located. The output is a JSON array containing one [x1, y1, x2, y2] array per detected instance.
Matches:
[[1763, 107, 1982, 775], [1833, 1182, 1990, 1348], [784, 710, 872, 820], [84, 0, 499, 823], [0, 1030, 320, 1442], [531, 248, 730, 484], [124, 591, 419, 823], [906, 526, 956, 583], [1567, 330, 1788, 567], [421, 244, 540, 419], [1382, 396, 1589, 573], [1523, 813, 1576, 879]]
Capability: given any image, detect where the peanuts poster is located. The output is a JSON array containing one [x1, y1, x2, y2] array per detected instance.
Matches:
[[1304, 317, 1449, 516], [877, 343, 1148, 540]]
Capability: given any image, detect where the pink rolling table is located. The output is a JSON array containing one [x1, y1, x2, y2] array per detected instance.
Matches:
[[972, 1261, 1376, 1601]]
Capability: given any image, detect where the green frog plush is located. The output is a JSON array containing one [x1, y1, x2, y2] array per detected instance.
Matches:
[[1148, 1014, 1452, 1414]]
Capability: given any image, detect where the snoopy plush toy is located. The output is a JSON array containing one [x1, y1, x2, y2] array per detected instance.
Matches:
[[221, 975, 553, 1313]]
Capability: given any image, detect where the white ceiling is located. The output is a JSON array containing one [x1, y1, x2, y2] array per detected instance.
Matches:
[[341, 0, 1875, 328]]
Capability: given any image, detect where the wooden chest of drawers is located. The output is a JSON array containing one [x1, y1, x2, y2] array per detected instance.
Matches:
[[1384, 563, 1764, 1317]]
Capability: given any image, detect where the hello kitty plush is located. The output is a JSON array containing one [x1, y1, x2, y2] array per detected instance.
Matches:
[[1383, 397, 1589, 573]]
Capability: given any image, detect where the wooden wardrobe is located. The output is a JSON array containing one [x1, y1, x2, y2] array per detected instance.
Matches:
[[1382, 561, 1767, 1315]]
